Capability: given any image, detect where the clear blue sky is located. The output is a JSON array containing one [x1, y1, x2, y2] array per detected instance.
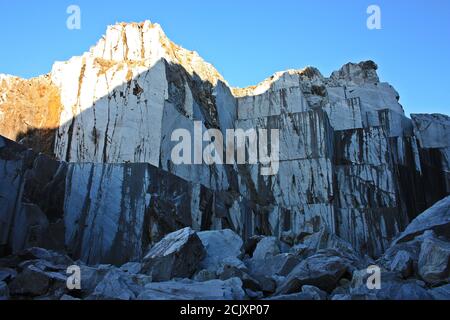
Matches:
[[1, 0, 449, 116]]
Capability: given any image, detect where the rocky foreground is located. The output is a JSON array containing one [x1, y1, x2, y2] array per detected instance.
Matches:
[[0, 195, 448, 300]]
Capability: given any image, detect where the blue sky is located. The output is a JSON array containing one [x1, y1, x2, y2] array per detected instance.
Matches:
[[0, 0, 449, 116]]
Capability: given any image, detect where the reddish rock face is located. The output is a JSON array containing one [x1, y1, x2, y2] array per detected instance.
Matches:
[[0, 75, 62, 156]]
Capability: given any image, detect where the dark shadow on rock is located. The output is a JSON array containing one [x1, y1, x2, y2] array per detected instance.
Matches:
[[16, 127, 58, 157]]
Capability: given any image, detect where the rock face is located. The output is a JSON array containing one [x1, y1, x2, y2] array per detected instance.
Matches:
[[0, 196, 448, 301], [0, 74, 62, 155], [0, 20, 449, 274], [276, 250, 354, 294], [411, 114, 450, 206], [252, 237, 281, 261], [0, 135, 257, 264], [429, 284, 450, 300], [0, 137, 67, 257], [392, 196, 450, 245], [0, 281, 8, 300], [141, 227, 205, 281], [137, 278, 246, 300], [418, 232, 450, 285], [197, 229, 243, 271], [344, 271, 433, 300]]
